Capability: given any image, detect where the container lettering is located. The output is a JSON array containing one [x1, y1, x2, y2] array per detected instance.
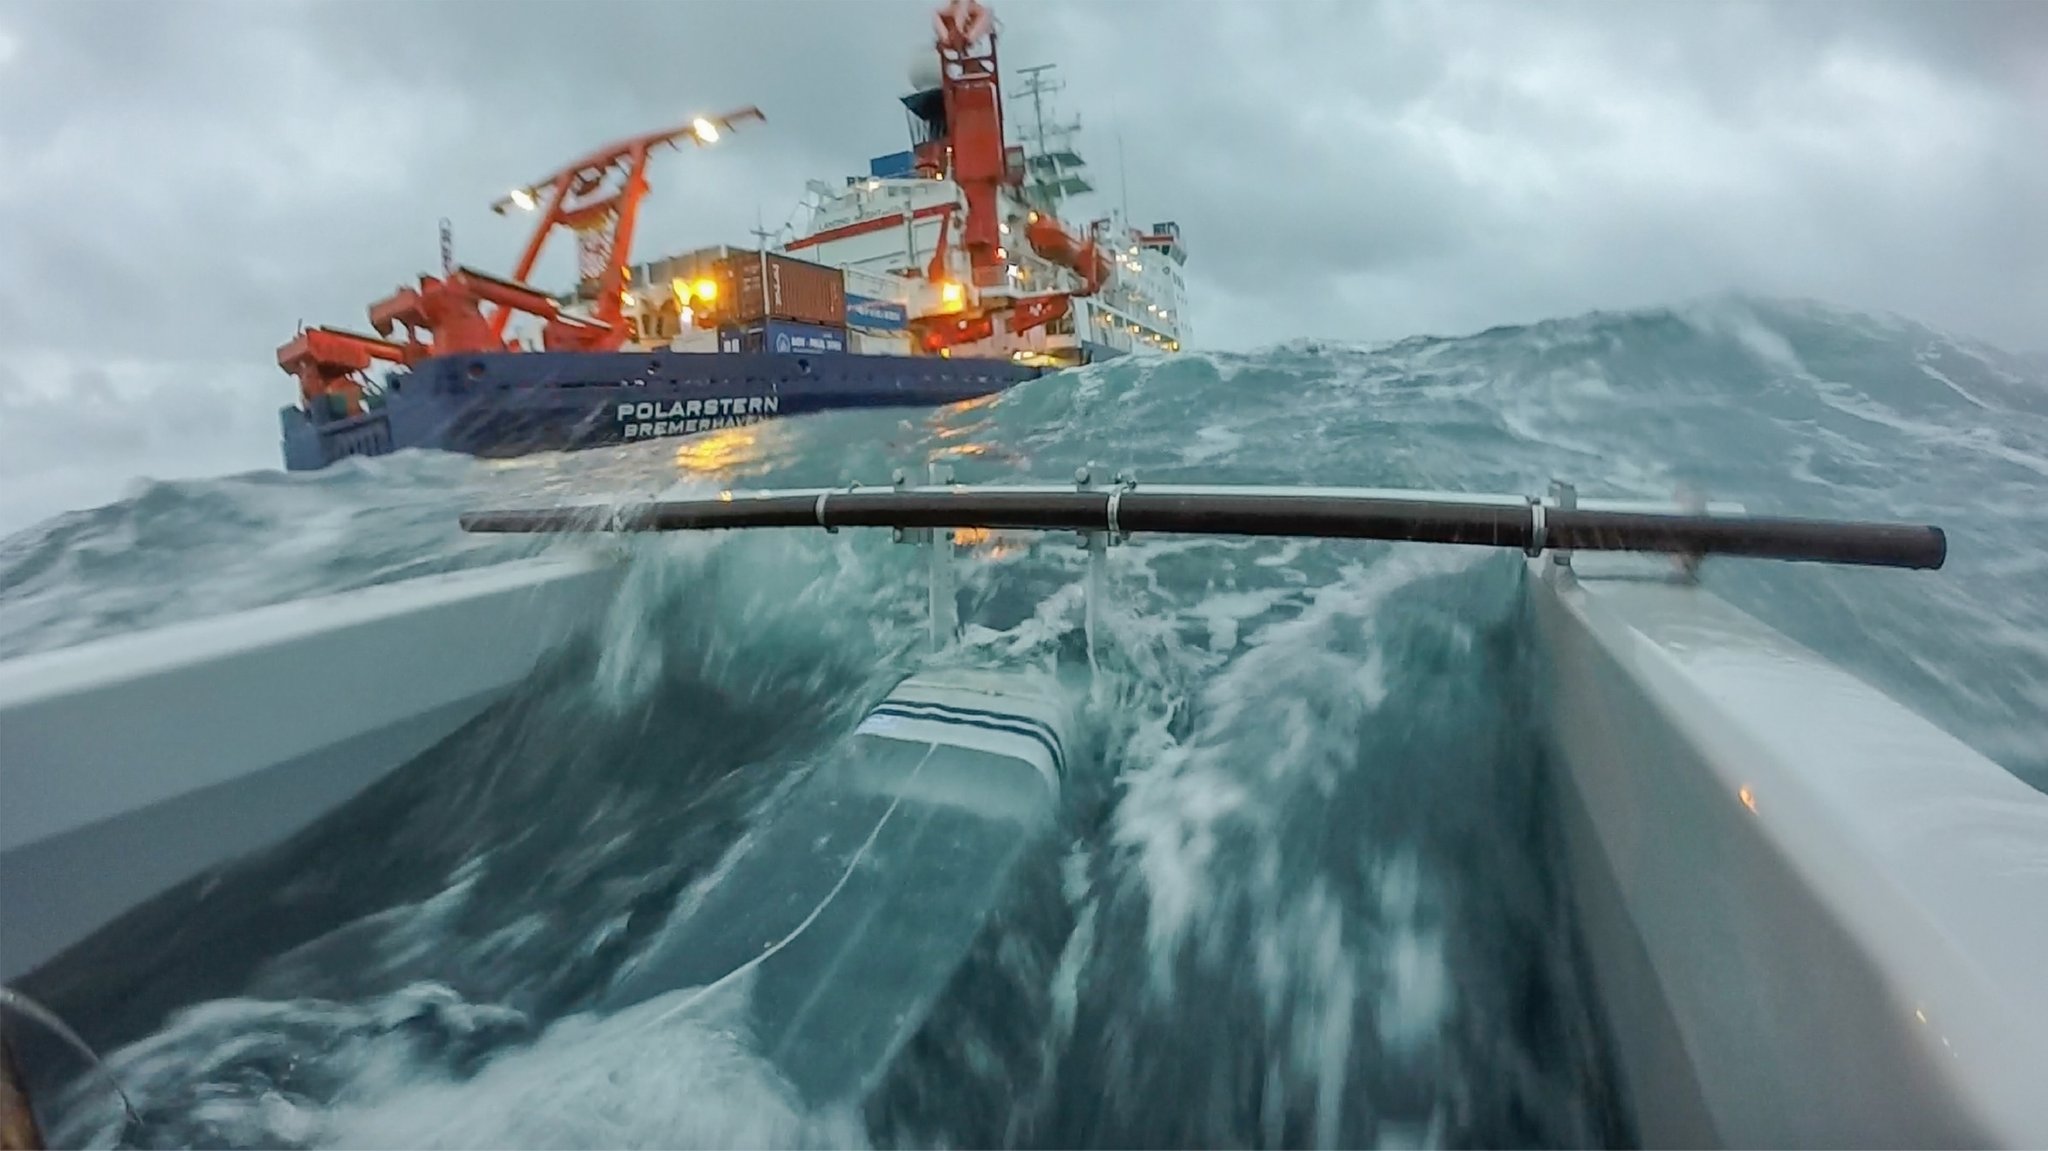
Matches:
[[846, 294, 909, 331]]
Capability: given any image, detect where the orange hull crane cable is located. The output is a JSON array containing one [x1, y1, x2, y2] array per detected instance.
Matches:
[[487, 107, 766, 348]]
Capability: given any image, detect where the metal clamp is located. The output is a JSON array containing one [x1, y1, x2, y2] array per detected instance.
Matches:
[[1673, 482, 1705, 582], [1073, 464, 1137, 547], [1525, 495, 1547, 558], [1106, 469, 1136, 546], [1547, 479, 1575, 569], [817, 481, 862, 534], [889, 469, 910, 544]]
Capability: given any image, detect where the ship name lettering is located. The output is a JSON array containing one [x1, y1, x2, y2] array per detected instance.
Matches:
[[621, 412, 773, 440], [616, 396, 778, 424]]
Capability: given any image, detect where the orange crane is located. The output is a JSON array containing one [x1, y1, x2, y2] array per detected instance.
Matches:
[[276, 327, 409, 419], [933, 0, 1006, 290], [278, 109, 763, 414], [909, 0, 1108, 356], [488, 107, 766, 346], [367, 266, 613, 360]]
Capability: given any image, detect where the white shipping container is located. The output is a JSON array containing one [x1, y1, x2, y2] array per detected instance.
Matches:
[[851, 331, 913, 357], [841, 265, 913, 305], [669, 328, 720, 353]]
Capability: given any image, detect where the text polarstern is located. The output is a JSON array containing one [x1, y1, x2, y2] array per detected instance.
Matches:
[[618, 396, 781, 440]]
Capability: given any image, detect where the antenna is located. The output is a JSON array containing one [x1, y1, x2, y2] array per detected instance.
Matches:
[[749, 208, 775, 304], [1008, 63, 1089, 215], [1115, 104, 1129, 228], [1015, 63, 1057, 167], [439, 218, 453, 275]]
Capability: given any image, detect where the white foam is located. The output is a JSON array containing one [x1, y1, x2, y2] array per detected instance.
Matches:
[[1181, 423, 1247, 464], [1675, 298, 1808, 375], [1188, 587, 1295, 652], [1371, 852, 1449, 1054], [323, 985, 867, 1150], [1915, 354, 1993, 410], [1109, 546, 1481, 996]]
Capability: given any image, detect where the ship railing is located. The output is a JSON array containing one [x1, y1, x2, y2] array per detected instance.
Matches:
[[461, 465, 1948, 653]]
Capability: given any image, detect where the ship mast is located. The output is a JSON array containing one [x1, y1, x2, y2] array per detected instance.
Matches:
[[750, 213, 774, 313], [1015, 63, 1058, 199], [1008, 63, 1091, 219]]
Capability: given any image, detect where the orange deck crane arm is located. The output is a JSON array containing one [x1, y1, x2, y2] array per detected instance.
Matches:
[[487, 107, 767, 347], [279, 108, 764, 411], [366, 266, 613, 361], [276, 326, 410, 416]]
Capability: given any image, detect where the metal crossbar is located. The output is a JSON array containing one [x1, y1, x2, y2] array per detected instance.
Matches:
[[461, 474, 1946, 571]]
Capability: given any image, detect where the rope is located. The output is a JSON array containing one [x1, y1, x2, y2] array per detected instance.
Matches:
[[642, 740, 940, 1030], [0, 985, 141, 1140]]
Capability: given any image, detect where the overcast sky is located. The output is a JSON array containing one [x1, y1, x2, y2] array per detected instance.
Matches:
[[1, 0, 2043, 532]]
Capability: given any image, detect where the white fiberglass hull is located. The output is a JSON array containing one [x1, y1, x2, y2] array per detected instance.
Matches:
[[1528, 553, 2048, 1147], [0, 555, 621, 981]]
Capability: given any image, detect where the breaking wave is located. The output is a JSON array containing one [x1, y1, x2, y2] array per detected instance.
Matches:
[[7, 295, 2043, 1148]]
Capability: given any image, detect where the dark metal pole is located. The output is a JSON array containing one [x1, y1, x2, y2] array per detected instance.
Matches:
[[459, 489, 1946, 570], [1545, 508, 1945, 570]]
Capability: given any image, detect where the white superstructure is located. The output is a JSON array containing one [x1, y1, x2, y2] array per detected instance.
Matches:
[[779, 61, 1187, 366]]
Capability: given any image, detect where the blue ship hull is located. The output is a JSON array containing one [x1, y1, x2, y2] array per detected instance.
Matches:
[[279, 348, 1050, 471]]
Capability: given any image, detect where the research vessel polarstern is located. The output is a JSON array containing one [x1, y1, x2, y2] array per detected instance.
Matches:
[[273, 0, 1189, 472]]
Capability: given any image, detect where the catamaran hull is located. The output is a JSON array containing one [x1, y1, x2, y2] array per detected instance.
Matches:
[[1529, 553, 2048, 1148], [280, 349, 1047, 472], [0, 556, 622, 982]]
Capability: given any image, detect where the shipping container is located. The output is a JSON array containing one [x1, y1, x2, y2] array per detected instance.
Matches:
[[851, 331, 913, 357], [714, 251, 846, 328], [669, 327, 720, 354], [846, 294, 909, 332], [718, 319, 849, 355], [642, 244, 746, 288], [841, 266, 913, 305]]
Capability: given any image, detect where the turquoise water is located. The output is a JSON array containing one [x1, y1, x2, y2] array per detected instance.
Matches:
[[7, 296, 2042, 1148]]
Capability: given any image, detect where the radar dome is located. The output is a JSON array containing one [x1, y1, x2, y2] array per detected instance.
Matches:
[[907, 49, 942, 93]]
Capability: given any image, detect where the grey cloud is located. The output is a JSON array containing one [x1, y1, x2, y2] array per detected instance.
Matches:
[[1043, 0, 2047, 347]]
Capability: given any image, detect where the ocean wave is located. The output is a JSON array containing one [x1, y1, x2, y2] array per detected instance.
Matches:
[[13, 295, 2044, 1148]]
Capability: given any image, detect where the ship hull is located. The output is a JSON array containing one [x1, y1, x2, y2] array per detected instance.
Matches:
[[280, 349, 1048, 471]]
